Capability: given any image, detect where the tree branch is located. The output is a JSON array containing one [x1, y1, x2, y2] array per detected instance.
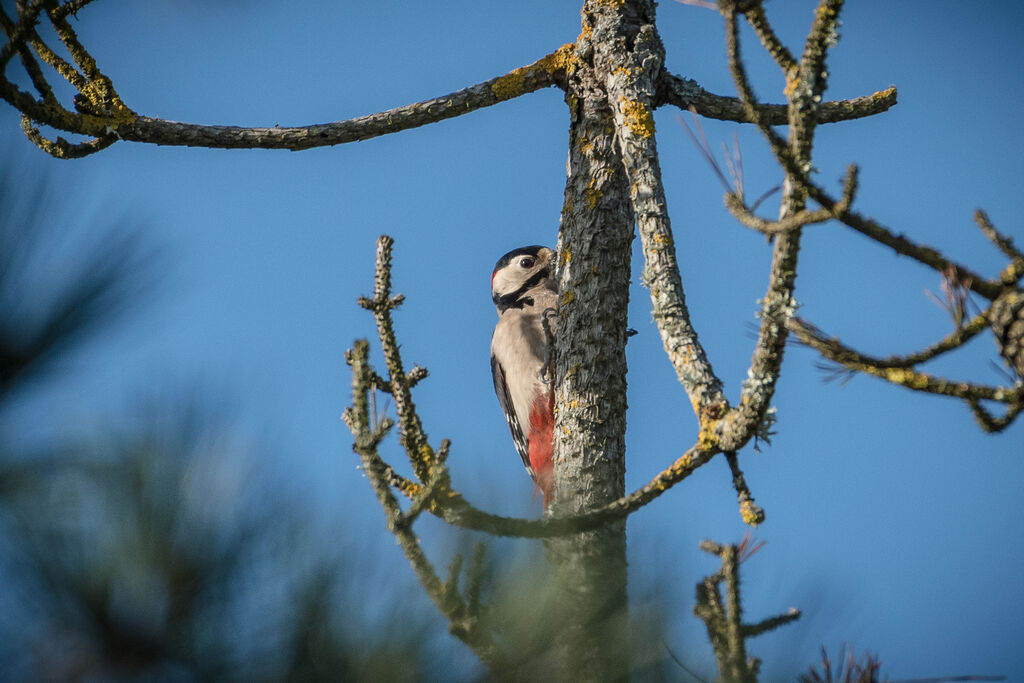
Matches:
[[699, 5, 1019, 305], [968, 398, 1023, 434], [787, 315, 1024, 406], [342, 339, 506, 671], [660, 73, 896, 125], [975, 209, 1024, 267], [356, 235, 441, 483], [1, 7, 575, 153], [114, 46, 574, 150], [377, 440, 722, 539], [714, 4, 811, 452], [814, 189, 1017, 302], [606, 22, 728, 422], [723, 164, 857, 235], [695, 536, 800, 683], [742, 3, 796, 73], [789, 313, 989, 370], [724, 451, 764, 527]]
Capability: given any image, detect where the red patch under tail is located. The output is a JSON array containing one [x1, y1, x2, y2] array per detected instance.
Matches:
[[528, 391, 555, 507]]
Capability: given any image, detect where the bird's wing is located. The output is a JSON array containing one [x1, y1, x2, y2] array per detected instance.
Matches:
[[490, 353, 534, 477]]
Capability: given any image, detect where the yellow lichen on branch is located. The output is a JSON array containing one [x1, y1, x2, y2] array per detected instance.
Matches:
[[490, 44, 577, 100], [618, 96, 655, 138], [739, 500, 762, 527], [489, 68, 529, 100], [540, 43, 578, 76]]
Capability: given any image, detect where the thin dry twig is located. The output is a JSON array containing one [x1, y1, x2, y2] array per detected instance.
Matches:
[[343, 339, 506, 671], [695, 537, 800, 682], [724, 452, 764, 527], [787, 315, 1024, 431]]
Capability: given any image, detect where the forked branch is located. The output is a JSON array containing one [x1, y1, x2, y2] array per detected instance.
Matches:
[[343, 339, 504, 670], [661, 73, 897, 126], [788, 315, 1024, 431], [0, 2, 575, 155], [695, 537, 801, 683]]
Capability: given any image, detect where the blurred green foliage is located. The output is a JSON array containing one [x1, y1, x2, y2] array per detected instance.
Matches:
[[0, 160, 683, 681]]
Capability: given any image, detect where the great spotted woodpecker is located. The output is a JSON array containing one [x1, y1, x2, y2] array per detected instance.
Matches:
[[490, 245, 558, 506]]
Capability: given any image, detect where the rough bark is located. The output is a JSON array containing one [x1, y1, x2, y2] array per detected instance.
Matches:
[[544, 1, 669, 679]]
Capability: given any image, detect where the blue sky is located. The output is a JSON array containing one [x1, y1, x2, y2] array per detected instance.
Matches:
[[2, 1, 1022, 679]]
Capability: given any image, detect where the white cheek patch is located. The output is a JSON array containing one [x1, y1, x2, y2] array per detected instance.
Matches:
[[492, 268, 524, 297]]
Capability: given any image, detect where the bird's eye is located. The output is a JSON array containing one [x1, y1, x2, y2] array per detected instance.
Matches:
[[519, 257, 535, 268]]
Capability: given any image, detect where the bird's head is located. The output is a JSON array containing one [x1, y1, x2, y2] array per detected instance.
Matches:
[[491, 246, 556, 312]]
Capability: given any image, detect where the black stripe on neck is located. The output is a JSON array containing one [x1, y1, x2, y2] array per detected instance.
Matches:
[[494, 268, 549, 313]]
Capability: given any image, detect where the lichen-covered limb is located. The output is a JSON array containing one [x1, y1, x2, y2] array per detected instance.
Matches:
[[968, 399, 1023, 434], [394, 439, 451, 530], [0, 5, 54, 103], [724, 451, 764, 527], [975, 210, 1024, 268], [378, 440, 722, 538], [787, 315, 1024, 405], [20, 113, 117, 158], [695, 537, 798, 683], [790, 313, 989, 370], [605, 23, 728, 421], [51, 0, 98, 20], [356, 236, 443, 483], [712, 6, 809, 452], [1, 2, 574, 154], [808, 184, 1018, 302], [723, 164, 857, 235], [736, 125, 1022, 301], [0, 2, 46, 72], [342, 340, 504, 670], [742, 3, 796, 72], [789, 0, 844, 163], [114, 46, 573, 150], [713, 7, 1018, 304], [1, 1, 135, 157], [661, 73, 897, 125]]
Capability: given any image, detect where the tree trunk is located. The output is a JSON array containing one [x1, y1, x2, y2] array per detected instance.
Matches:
[[548, 2, 661, 679]]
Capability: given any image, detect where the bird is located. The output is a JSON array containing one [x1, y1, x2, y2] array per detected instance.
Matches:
[[489, 245, 558, 506]]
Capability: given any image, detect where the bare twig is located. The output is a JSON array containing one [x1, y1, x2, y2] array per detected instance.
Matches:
[[724, 451, 764, 527], [695, 537, 800, 683], [787, 316, 1024, 424], [790, 312, 989, 370], [742, 3, 797, 73], [660, 73, 896, 125], [975, 210, 1024, 262], [724, 164, 857, 235], [343, 340, 506, 671], [967, 399, 1023, 434]]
